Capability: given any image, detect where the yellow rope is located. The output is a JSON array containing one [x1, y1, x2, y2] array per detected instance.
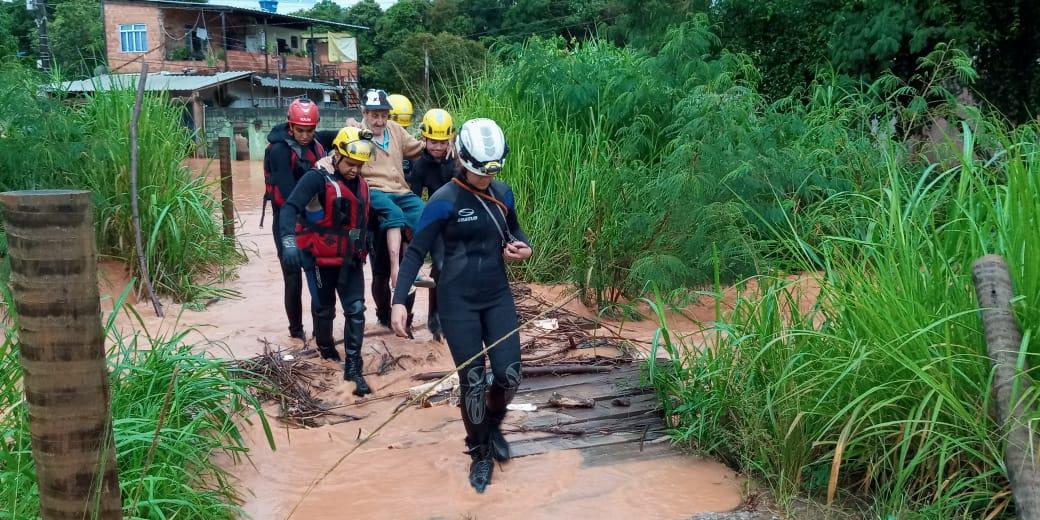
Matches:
[[285, 289, 581, 518]]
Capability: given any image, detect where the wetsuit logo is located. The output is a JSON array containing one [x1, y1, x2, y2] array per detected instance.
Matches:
[[457, 208, 478, 223]]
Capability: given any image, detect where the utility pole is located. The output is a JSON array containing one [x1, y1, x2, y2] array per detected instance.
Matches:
[[30, 0, 52, 73], [308, 26, 316, 82], [220, 11, 229, 72], [263, 18, 269, 75], [423, 45, 430, 100], [276, 58, 283, 107]]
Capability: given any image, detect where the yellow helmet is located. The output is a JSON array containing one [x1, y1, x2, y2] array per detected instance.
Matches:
[[332, 127, 374, 163], [387, 94, 413, 127], [420, 109, 455, 141]]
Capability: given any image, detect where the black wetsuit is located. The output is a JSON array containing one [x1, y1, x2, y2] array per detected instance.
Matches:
[[393, 177, 530, 449], [396, 151, 458, 340], [278, 168, 368, 385], [264, 124, 324, 339]]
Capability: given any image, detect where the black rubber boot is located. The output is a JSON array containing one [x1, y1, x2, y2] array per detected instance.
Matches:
[[318, 346, 341, 361], [466, 443, 494, 494], [487, 412, 511, 462], [428, 310, 443, 343], [343, 304, 371, 396], [344, 354, 371, 396], [372, 274, 392, 329]]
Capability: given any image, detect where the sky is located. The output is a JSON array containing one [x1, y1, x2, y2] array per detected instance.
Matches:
[[210, 0, 399, 13]]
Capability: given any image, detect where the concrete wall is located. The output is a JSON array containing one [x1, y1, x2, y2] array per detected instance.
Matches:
[[203, 106, 361, 160]]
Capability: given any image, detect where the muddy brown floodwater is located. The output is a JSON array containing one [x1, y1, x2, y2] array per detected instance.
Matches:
[[99, 159, 747, 520]]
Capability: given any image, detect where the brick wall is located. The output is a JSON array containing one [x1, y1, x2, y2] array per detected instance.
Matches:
[[104, 1, 359, 79], [104, 1, 164, 73]]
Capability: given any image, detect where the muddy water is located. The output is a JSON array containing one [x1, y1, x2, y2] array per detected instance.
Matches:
[[106, 159, 744, 519]]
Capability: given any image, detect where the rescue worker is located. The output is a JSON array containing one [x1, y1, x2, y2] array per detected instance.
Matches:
[[263, 98, 324, 344], [355, 89, 435, 291], [387, 93, 414, 128], [391, 119, 533, 493], [402, 108, 459, 342], [278, 127, 375, 396]]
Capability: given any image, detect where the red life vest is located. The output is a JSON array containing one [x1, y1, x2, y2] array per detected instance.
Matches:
[[295, 172, 370, 267], [263, 139, 325, 207]]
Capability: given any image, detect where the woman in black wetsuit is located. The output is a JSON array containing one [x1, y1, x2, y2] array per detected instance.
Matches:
[[390, 118, 533, 493]]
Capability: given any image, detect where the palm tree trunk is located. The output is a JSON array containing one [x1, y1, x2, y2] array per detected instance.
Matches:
[[0, 189, 122, 519], [972, 254, 1040, 519]]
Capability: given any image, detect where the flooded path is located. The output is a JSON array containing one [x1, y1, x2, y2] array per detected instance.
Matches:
[[103, 159, 745, 520]]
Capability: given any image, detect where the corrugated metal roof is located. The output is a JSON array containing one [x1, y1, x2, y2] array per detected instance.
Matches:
[[58, 71, 253, 93], [110, 0, 369, 30], [254, 76, 336, 90]]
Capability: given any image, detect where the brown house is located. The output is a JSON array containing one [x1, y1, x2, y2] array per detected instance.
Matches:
[[102, 0, 365, 106]]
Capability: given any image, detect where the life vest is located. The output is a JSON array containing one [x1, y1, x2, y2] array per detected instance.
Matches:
[[264, 139, 325, 207], [295, 171, 370, 267]]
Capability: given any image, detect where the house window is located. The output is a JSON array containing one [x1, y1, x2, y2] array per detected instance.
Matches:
[[291, 36, 299, 49], [119, 24, 148, 53]]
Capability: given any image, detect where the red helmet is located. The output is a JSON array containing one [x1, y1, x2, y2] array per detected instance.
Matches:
[[287, 99, 320, 126]]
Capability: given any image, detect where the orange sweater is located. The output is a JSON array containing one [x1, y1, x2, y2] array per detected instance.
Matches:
[[361, 121, 424, 194]]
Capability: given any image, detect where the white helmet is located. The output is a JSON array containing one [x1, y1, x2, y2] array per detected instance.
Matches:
[[456, 118, 509, 176]]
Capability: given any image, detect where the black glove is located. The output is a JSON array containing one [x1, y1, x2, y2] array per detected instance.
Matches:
[[281, 235, 302, 271]]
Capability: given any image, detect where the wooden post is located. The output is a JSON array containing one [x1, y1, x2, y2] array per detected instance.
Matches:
[[191, 92, 206, 159], [972, 255, 1040, 519], [217, 136, 235, 238], [0, 189, 123, 519]]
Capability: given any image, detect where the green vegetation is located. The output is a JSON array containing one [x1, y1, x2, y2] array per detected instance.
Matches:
[[454, 25, 977, 307], [646, 121, 1040, 518], [0, 290, 275, 519], [0, 65, 241, 302], [451, 16, 1038, 518]]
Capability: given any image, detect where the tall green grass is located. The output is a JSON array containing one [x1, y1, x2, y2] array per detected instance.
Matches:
[[0, 289, 275, 519], [646, 124, 1040, 518], [0, 64, 241, 302], [451, 21, 975, 309]]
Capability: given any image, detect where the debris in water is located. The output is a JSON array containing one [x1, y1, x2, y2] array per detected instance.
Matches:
[[507, 403, 537, 412], [548, 392, 596, 409], [533, 318, 559, 331], [234, 341, 364, 428]]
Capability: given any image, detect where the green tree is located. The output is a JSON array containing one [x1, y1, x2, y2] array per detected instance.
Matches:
[[48, 0, 105, 77], [295, 0, 345, 23], [377, 31, 485, 100], [0, 1, 38, 60], [711, 0, 831, 100], [373, 0, 430, 52], [427, 0, 473, 35], [344, 0, 384, 85]]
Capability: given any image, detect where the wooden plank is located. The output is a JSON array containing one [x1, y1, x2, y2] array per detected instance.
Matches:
[[510, 431, 648, 458], [578, 438, 677, 468], [516, 381, 650, 406], [509, 412, 666, 437], [517, 393, 660, 427], [515, 364, 643, 393]]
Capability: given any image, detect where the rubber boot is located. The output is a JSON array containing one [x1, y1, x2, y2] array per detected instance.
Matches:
[[313, 307, 341, 362], [487, 410, 511, 462], [343, 305, 371, 396], [466, 442, 494, 494], [428, 311, 443, 343], [371, 274, 392, 329]]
